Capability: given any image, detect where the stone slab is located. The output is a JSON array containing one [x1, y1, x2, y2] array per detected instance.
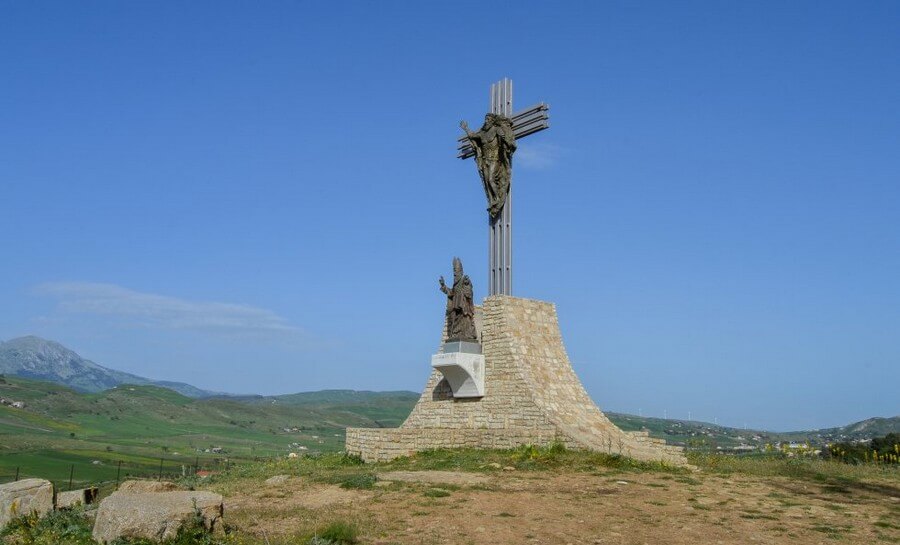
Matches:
[[442, 341, 482, 354]]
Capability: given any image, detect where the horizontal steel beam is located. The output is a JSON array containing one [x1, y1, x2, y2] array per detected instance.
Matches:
[[457, 122, 550, 159], [511, 102, 549, 122], [456, 110, 549, 151], [456, 103, 550, 159], [457, 103, 549, 144]]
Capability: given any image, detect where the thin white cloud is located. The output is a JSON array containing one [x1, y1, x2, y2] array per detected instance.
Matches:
[[516, 142, 567, 169], [35, 282, 304, 339]]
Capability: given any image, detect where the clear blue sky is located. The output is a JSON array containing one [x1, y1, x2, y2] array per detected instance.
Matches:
[[2, 1, 898, 431]]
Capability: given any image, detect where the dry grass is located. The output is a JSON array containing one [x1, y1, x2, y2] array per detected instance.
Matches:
[[196, 449, 900, 544]]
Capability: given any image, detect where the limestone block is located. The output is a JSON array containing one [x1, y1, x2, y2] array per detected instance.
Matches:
[[0, 479, 54, 529], [92, 490, 224, 544], [56, 487, 98, 509]]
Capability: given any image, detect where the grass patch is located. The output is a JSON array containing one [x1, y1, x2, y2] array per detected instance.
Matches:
[[310, 520, 358, 544], [740, 513, 779, 520], [330, 472, 376, 490], [810, 523, 851, 540], [689, 452, 899, 486], [382, 444, 685, 475], [423, 487, 451, 498], [202, 445, 687, 501]]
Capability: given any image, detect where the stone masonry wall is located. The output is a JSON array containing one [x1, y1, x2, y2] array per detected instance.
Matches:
[[346, 296, 686, 465]]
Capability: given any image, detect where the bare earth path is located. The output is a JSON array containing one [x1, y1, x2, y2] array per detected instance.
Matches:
[[218, 467, 900, 544]]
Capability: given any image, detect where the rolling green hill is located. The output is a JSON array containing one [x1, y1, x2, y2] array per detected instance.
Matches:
[[0, 375, 417, 487], [606, 412, 900, 451], [1, 374, 895, 489]]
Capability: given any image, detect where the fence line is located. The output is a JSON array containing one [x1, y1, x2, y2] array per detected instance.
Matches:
[[0, 455, 258, 495]]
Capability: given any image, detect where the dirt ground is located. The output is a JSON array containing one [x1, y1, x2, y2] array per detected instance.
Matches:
[[219, 467, 900, 545]]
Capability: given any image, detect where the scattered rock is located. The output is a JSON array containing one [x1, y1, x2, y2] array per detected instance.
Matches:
[[118, 480, 181, 493], [503, 466, 516, 471], [92, 490, 224, 544], [265, 475, 290, 486], [0, 479, 54, 529]]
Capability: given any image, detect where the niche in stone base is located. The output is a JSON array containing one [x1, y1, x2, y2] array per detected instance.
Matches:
[[431, 341, 484, 398]]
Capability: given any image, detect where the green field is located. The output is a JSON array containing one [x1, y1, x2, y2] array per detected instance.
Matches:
[[0, 376, 417, 488]]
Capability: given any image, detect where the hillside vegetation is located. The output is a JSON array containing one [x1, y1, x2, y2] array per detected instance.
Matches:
[[609, 412, 900, 451], [2, 373, 896, 490], [0, 375, 416, 487]]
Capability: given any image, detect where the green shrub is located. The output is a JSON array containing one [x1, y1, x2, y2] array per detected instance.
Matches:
[[825, 433, 900, 465], [0, 507, 94, 545], [309, 520, 358, 544]]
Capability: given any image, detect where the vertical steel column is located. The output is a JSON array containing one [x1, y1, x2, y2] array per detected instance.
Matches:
[[463, 79, 548, 297], [489, 82, 498, 296], [488, 78, 513, 296], [504, 79, 513, 295], [487, 78, 515, 296]]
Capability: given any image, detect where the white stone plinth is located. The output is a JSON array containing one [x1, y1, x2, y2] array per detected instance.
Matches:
[[431, 351, 485, 398]]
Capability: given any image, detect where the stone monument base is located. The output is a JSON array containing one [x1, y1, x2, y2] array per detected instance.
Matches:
[[346, 295, 687, 466]]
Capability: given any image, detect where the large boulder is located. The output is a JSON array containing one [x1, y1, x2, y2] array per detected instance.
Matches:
[[0, 479, 54, 529], [92, 490, 224, 544]]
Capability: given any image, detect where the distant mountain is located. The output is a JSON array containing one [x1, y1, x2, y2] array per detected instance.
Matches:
[[0, 336, 213, 398], [790, 416, 900, 443]]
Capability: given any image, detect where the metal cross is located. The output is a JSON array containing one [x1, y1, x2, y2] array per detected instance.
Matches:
[[457, 78, 550, 296]]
